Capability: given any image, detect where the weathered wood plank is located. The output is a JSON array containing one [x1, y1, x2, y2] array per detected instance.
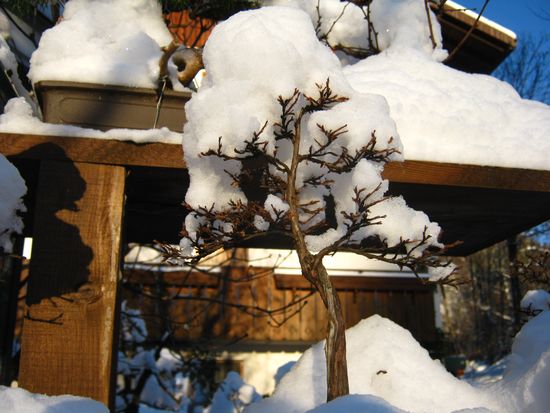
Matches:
[[1, 132, 184, 169], [3, 132, 550, 192], [18, 161, 125, 409], [275, 275, 435, 292], [383, 160, 550, 192], [123, 269, 220, 288]]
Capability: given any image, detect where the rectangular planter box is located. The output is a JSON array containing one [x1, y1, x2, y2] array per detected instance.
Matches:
[[35, 81, 191, 133]]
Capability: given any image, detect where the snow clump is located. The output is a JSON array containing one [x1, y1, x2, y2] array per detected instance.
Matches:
[[0, 386, 108, 413], [0, 154, 26, 253], [210, 371, 261, 413], [520, 289, 550, 314], [244, 315, 501, 413], [28, 0, 174, 88], [488, 307, 550, 413], [263, 0, 446, 62], [181, 6, 445, 262], [344, 45, 550, 170]]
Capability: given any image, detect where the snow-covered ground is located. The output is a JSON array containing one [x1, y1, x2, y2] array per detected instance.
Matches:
[[3, 305, 550, 413], [2, 0, 550, 412]]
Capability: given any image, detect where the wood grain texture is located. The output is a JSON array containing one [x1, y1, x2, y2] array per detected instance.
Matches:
[[122, 271, 438, 347], [3, 132, 550, 192], [275, 275, 435, 292], [0, 132, 184, 169], [18, 161, 125, 408]]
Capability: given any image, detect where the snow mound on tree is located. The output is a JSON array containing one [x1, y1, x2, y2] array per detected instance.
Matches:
[[0, 386, 108, 413], [263, 0, 446, 62], [181, 6, 446, 260], [0, 154, 26, 253], [244, 315, 501, 413], [28, 0, 173, 88]]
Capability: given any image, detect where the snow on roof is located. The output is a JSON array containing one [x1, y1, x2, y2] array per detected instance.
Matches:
[[344, 47, 550, 171], [445, 0, 517, 40]]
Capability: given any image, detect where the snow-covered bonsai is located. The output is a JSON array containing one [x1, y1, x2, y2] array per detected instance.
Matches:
[[166, 6, 455, 401]]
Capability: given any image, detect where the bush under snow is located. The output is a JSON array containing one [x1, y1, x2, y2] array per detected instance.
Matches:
[[0, 154, 26, 253]]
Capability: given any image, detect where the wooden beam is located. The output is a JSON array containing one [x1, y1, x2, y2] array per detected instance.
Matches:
[[0, 132, 184, 169], [382, 160, 550, 193], [18, 160, 125, 409], [274, 274, 434, 292], [123, 268, 220, 288], [3, 133, 550, 192]]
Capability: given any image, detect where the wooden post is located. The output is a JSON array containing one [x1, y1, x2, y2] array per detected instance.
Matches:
[[0, 237, 24, 385], [18, 160, 125, 410]]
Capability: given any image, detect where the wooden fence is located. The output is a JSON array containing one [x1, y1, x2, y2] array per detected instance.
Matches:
[[122, 267, 437, 350]]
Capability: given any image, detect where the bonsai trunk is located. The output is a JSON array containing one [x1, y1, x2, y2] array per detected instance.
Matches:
[[315, 261, 349, 401], [287, 117, 349, 401]]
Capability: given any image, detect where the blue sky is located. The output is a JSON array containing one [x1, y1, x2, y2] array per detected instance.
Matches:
[[458, 1, 549, 38]]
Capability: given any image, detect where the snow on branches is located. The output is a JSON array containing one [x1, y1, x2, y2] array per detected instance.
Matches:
[[174, 6, 455, 401], [176, 7, 452, 280]]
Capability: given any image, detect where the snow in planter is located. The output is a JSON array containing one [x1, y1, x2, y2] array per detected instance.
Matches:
[[0, 154, 26, 253], [1, 0, 546, 171], [28, 0, 175, 89]]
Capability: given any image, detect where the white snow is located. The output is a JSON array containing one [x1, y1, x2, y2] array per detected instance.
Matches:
[[244, 315, 501, 413], [28, 0, 174, 89], [0, 97, 182, 144], [181, 6, 447, 264], [0, 9, 36, 64], [343, 47, 550, 170], [0, 386, 108, 413], [210, 371, 261, 413], [243, 294, 550, 413], [0, 153, 26, 253], [263, 0, 447, 62], [487, 309, 550, 413], [0, 12, 39, 113], [304, 394, 407, 413], [520, 289, 550, 314]]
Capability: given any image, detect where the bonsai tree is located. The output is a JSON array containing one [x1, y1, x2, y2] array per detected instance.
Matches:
[[167, 6, 455, 402]]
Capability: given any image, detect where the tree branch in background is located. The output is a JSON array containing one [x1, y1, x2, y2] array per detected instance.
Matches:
[[493, 33, 550, 104], [444, 0, 491, 63]]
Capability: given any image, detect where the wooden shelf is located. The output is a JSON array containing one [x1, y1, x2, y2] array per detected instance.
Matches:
[[3, 132, 550, 256]]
